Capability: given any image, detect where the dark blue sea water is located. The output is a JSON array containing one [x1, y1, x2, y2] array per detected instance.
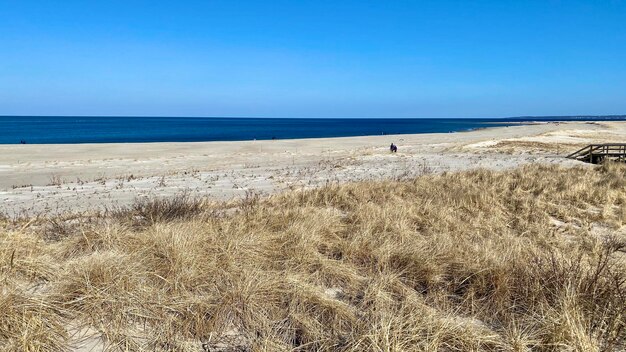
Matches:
[[1, 116, 624, 144]]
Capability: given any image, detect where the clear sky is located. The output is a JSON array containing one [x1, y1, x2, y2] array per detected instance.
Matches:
[[1, 0, 625, 117]]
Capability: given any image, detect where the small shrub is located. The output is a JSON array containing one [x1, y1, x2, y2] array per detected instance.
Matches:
[[112, 192, 206, 226], [48, 174, 63, 186]]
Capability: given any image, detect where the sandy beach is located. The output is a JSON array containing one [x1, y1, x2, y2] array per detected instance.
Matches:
[[1, 120, 624, 216]]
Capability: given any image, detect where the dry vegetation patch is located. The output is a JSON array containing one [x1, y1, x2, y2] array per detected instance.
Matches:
[[1, 163, 625, 351], [491, 140, 583, 154]]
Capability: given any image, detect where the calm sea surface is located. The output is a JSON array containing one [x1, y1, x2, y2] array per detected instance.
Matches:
[[1, 116, 624, 144]]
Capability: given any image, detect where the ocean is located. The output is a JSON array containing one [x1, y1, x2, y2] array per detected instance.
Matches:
[[1, 116, 624, 144]]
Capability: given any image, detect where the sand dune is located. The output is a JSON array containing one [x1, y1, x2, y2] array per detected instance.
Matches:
[[1, 121, 623, 216]]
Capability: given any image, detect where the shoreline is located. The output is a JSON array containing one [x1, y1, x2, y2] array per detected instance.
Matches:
[[0, 119, 558, 148], [1, 120, 622, 216], [1, 117, 619, 146], [0, 119, 528, 147]]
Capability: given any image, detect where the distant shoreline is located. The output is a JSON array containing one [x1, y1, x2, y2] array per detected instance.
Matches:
[[0, 119, 570, 147], [0, 116, 622, 145]]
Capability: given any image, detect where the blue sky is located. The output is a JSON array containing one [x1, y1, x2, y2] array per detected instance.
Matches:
[[1, 0, 625, 117]]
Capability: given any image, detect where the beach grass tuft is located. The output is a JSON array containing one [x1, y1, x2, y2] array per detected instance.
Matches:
[[1, 163, 625, 350]]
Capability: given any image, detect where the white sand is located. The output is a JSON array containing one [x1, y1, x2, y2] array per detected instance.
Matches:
[[1, 121, 624, 217]]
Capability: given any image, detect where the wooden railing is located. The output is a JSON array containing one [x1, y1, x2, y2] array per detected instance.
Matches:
[[567, 144, 626, 164]]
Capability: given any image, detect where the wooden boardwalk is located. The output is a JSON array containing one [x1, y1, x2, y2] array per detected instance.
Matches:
[[567, 144, 626, 164]]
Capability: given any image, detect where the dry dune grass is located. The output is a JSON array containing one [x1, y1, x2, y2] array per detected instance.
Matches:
[[489, 140, 582, 154], [1, 163, 626, 351]]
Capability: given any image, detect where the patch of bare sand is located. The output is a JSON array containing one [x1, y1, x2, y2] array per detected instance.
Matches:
[[1, 121, 622, 216], [463, 121, 626, 155]]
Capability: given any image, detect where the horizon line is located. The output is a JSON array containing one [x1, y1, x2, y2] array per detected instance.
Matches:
[[2, 114, 626, 120]]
